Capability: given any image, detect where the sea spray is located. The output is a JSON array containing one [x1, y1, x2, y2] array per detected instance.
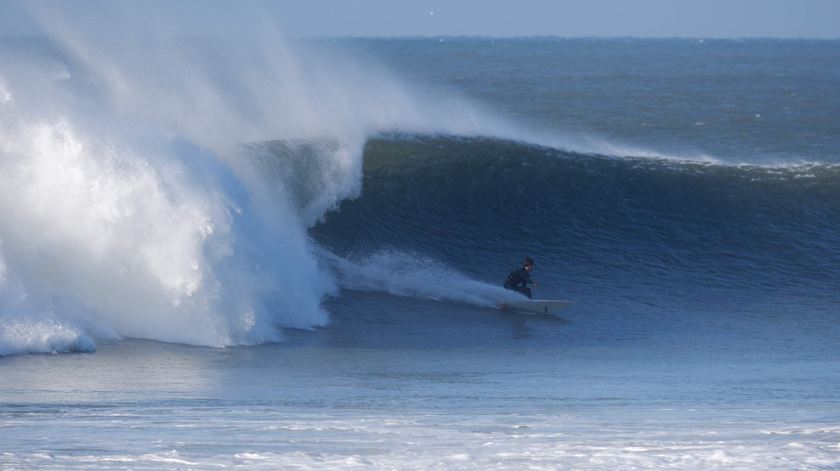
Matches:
[[319, 248, 521, 308], [0, 116, 240, 347], [0, 3, 526, 355], [0, 5, 344, 352]]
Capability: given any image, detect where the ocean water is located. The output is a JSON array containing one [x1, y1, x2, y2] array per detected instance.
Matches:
[[1, 13, 839, 470]]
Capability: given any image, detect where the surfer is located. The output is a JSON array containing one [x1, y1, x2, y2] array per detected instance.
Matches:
[[504, 257, 538, 299]]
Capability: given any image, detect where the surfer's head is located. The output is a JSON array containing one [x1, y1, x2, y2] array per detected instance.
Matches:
[[523, 257, 535, 270]]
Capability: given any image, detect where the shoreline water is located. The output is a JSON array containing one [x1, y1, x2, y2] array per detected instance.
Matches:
[[2, 335, 839, 469]]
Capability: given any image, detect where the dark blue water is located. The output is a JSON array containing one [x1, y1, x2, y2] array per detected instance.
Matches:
[[307, 133, 840, 361], [315, 136, 840, 308]]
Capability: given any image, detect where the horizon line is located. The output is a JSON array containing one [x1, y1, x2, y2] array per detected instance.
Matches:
[[305, 34, 840, 41], [3, 33, 839, 41]]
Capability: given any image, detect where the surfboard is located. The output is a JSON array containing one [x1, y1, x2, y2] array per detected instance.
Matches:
[[499, 300, 571, 316]]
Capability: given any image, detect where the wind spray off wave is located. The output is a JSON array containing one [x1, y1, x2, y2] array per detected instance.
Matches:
[[0, 3, 525, 355]]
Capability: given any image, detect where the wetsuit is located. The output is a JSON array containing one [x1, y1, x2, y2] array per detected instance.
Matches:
[[504, 267, 533, 299]]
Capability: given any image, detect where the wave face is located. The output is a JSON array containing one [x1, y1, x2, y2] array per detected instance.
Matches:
[[313, 136, 840, 313]]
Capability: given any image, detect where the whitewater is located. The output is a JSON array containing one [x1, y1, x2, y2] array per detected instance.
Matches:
[[0, 6, 544, 355]]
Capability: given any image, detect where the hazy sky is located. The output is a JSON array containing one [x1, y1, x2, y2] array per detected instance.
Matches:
[[3, 0, 840, 39], [272, 0, 840, 38]]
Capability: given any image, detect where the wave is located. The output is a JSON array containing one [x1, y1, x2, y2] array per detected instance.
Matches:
[[2, 5, 836, 356], [0, 4, 568, 356], [312, 135, 840, 308]]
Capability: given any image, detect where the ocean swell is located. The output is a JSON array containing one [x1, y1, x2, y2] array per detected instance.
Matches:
[[313, 135, 840, 309]]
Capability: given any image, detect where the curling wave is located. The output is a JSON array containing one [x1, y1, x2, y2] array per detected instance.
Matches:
[[313, 135, 840, 310]]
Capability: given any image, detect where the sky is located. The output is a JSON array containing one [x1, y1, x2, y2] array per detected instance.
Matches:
[[271, 0, 840, 38], [2, 0, 840, 39]]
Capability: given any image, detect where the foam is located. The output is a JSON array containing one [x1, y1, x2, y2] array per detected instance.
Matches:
[[0, 312, 95, 355], [320, 249, 521, 308], [4, 414, 839, 470]]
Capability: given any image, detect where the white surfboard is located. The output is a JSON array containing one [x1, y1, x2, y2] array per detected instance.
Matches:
[[499, 300, 571, 316]]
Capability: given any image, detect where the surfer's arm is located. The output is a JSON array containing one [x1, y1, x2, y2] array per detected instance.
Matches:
[[523, 272, 535, 286], [523, 272, 538, 287]]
